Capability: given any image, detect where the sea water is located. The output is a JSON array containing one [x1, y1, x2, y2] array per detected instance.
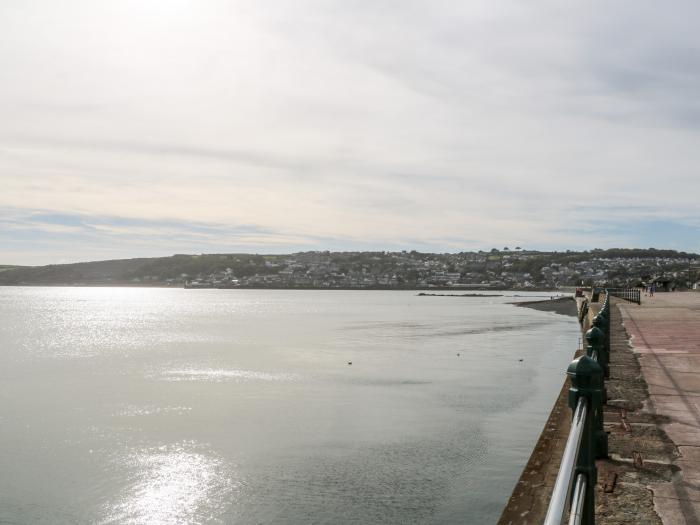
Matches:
[[0, 288, 578, 524]]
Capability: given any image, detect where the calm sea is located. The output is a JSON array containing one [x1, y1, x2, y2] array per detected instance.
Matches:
[[0, 288, 578, 524]]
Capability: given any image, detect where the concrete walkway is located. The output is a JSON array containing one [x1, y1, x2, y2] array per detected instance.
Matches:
[[618, 292, 700, 524]]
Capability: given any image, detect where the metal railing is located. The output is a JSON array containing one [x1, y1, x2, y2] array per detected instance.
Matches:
[[606, 288, 641, 305], [545, 293, 611, 524], [544, 398, 587, 524], [569, 474, 587, 525]]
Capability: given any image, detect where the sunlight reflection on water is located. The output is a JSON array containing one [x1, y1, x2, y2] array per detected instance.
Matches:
[[1, 288, 580, 524], [116, 405, 193, 417], [101, 441, 240, 525], [161, 368, 300, 383]]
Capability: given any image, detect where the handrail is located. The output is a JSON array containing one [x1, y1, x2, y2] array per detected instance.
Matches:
[[545, 294, 611, 524], [569, 473, 587, 525], [543, 398, 588, 525]]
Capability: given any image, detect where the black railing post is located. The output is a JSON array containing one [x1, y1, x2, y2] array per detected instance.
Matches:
[[567, 356, 604, 525], [585, 324, 609, 459], [586, 324, 607, 377]]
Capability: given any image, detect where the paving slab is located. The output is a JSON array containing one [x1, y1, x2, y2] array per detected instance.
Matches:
[[675, 461, 700, 482], [679, 447, 700, 463], [652, 483, 700, 503], [653, 496, 700, 525]]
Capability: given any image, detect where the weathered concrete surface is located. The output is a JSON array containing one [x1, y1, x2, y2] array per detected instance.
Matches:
[[618, 292, 700, 524], [596, 299, 670, 525]]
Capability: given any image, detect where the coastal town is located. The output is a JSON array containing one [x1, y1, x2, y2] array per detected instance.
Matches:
[[173, 249, 698, 290], [2, 248, 697, 290]]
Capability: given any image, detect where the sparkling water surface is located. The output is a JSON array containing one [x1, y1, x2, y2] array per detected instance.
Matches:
[[0, 288, 578, 524]]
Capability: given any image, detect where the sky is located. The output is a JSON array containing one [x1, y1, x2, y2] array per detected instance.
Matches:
[[2, 0, 699, 265]]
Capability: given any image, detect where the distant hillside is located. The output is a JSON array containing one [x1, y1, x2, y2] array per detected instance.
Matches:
[[0, 248, 698, 289], [0, 254, 274, 286], [0, 258, 154, 285]]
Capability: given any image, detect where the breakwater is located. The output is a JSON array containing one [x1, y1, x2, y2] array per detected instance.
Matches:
[[498, 290, 670, 524]]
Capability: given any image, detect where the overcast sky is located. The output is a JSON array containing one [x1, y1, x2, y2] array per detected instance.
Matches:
[[2, 1, 699, 265]]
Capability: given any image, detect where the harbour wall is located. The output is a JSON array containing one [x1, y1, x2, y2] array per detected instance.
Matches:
[[497, 297, 596, 524]]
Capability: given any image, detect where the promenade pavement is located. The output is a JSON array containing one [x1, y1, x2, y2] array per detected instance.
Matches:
[[618, 292, 700, 524]]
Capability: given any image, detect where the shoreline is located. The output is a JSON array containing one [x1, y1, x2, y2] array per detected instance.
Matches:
[[512, 296, 578, 317], [0, 283, 570, 292], [497, 297, 583, 524]]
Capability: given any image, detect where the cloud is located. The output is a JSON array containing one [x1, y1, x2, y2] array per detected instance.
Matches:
[[4, 136, 314, 173], [1, 1, 699, 264]]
